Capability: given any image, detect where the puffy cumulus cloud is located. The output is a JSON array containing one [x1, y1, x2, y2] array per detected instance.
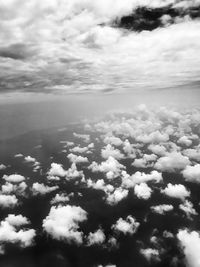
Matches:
[[0, 194, 18, 208], [73, 133, 90, 143], [86, 178, 114, 194], [87, 228, 106, 246], [161, 183, 190, 201], [43, 205, 87, 244], [66, 163, 84, 179], [32, 183, 58, 195], [132, 154, 157, 168], [177, 229, 200, 267], [5, 214, 30, 227], [1, 181, 27, 196], [154, 152, 190, 172], [182, 164, 200, 183], [183, 148, 200, 162], [122, 139, 136, 158], [48, 163, 66, 177], [122, 170, 162, 188], [67, 153, 89, 164], [112, 215, 139, 235], [3, 174, 25, 183], [151, 204, 174, 215], [24, 155, 37, 163], [50, 193, 70, 205], [89, 156, 125, 179], [105, 187, 128, 205], [0, 214, 35, 252], [178, 136, 192, 147], [104, 135, 123, 147], [140, 248, 160, 263], [0, 164, 6, 170], [134, 182, 152, 200], [70, 146, 89, 154], [148, 144, 167, 156], [179, 200, 197, 219], [136, 131, 169, 144], [101, 144, 124, 160]]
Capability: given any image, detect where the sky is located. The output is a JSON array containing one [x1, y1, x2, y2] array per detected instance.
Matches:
[[0, 0, 200, 138], [0, 2, 200, 266]]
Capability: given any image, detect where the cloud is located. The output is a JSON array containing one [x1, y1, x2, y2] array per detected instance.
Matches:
[[0, 214, 35, 252], [182, 164, 200, 183], [3, 174, 25, 183], [86, 178, 114, 193], [5, 214, 30, 227], [1, 181, 27, 196], [32, 183, 58, 195], [87, 228, 106, 246], [0, 1, 199, 94], [89, 156, 125, 179], [161, 183, 190, 201], [179, 200, 197, 219], [177, 229, 200, 267], [178, 136, 192, 147], [48, 163, 66, 177], [66, 163, 84, 179], [154, 152, 190, 172], [151, 204, 174, 215], [134, 182, 152, 200], [140, 248, 160, 263], [73, 133, 90, 143], [101, 144, 124, 160], [50, 193, 70, 205], [0, 164, 6, 170], [43, 205, 87, 244], [112, 215, 139, 235], [0, 194, 18, 208], [122, 170, 162, 188], [105, 187, 128, 205], [104, 135, 123, 146], [67, 153, 89, 164]]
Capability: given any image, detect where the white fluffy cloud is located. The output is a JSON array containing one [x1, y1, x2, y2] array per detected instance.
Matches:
[[177, 229, 200, 267], [1, 181, 27, 196], [32, 183, 58, 195], [112, 215, 139, 235], [48, 163, 66, 177], [179, 200, 197, 219], [43, 205, 87, 244], [151, 204, 174, 215], [140, 248, 160, 262], [3, 174, 25, 183], [89, 156, 125, 179], [67, 153, 89, 164], [101, 144, 124, 160], [182, 164, 200, 183], [0, 214, 35, 252], [161, 183, 190, 201], [155, 152, 190, 172], [87, 228, 106, 246], [122, 170, 162, 188], [50, 193, 70, 205], [105, 187, 128, 205], [134, 182, 152, 200], [0, 194, 18, 208]]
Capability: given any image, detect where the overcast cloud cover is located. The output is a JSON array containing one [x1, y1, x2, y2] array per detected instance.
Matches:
[[0, 0, 200, 96]]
